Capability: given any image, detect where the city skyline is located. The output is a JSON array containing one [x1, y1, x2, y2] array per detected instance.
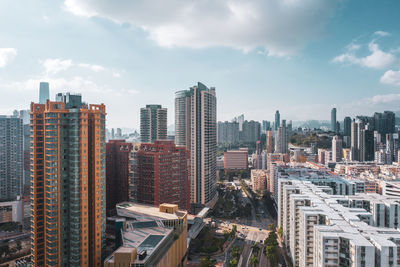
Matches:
[[1, 1, 400, 128]]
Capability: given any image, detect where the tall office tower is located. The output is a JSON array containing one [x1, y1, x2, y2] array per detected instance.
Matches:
[[287, 120, 292, 133], [217, 121, 239, 145], [331, 136, 342, 162], [275, 126, 288, 154], [39, 82, 49, 104], [30, 93, 106, 267], [335, 121, 340, 134], [241, 120, 261, 143], [331, 107, 337, 132], [262, 120, 271, 132], [140, 104, 167, 143], [274, 110, 280, 131], [175, 82, 217, 206], [116, 128, 122, 138], [343, 116, 351, 137], [237, 114, 244, 131], [266, 130, 274, 154], [111, 128, 115, 139], [132, 141, 190, 211], [350, 120, 359, 161], [0, 116, 23, 200], [359, 130, 374, 162], [106, 140, 133, 215], [383, 111, 395, 135]]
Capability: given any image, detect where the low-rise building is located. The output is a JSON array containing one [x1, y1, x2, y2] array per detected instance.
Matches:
[[224, 149, 248, 170], [104, 203, 187, 267]]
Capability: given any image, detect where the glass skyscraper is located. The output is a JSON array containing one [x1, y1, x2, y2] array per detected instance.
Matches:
[[39, 82, 50, 104]]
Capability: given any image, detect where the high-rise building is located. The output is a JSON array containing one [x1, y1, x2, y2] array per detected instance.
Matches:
[[140, 104, 167, 143], [344, 116, 351, 137], [106, 140, 133, 215], [266, 130, 274, 154], [131, 141, 190, 211], [241, 120, 261, 143], [262, 120, 271, 132], [30, 93, 106, 266], [275, 125, 288, 154], [331, 135, 342, 162], [0, 116, 23, 200], [237, 114, 244, 131], [274, 110, 280, 131], [39, 82, 49, 104], [331, 107, 336, 132], [175, 83, 217, 206], [351, 119, 359, 161], [217, 121, 239, 145], [360, 129, 374, 161]]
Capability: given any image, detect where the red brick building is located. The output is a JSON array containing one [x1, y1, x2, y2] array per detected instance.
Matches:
[[136, 140, 190, 211], [106, 140, 133, 214]]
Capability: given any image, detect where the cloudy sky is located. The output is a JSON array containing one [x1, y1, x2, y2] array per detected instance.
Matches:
[[1, 0, 400, 129]]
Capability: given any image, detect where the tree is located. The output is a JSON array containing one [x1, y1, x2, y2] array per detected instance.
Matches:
[[200, 256, 217, 267], [267, 223, 275, 231], [249, 254, 258, 267], [277, 227, 283, 238], [229, 258, 238, 267]]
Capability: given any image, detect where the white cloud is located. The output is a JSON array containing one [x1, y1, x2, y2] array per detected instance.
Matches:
[[380, 69, 400, 86], [78, 63, 105, 72], [41, 58, 73, 74], [112, 71, 121, 78], [63, 0, 339, 56], [332, 41, 397, 69], [0, 48, 17, 67], [374, 31, 390, 37], [42, 15, 50, 22]]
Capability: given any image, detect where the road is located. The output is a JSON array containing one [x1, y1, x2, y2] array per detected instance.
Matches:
[[209, 180, 283, 266]]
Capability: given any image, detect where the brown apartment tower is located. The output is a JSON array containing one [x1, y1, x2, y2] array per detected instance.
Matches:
[[30, 93, 106, 267], [105, 140, 132, 215], [134, 140, 190, 211]]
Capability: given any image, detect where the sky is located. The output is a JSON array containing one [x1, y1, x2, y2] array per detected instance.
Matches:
[[1, 0, 400, 129]]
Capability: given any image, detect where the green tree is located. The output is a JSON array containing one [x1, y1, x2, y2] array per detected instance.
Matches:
[[229, 258, 238, 267], [267, 223, 275, 231], [200, 256, 217, 267], [277, 227, 283, 238], [249, 254, 258, 267]]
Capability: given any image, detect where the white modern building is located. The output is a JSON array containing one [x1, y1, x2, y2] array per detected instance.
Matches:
[[278, 179, 400, 267]]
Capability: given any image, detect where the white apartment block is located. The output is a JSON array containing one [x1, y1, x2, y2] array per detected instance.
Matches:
[[278, 179, 400, 267]]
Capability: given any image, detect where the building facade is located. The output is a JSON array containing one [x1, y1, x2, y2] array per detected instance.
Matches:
[[140, 104, 167, 143], [106, 140, 133, 215], [0, 116, 23, 201], [30, 93, 106, 267], [175, 82, 217, 206], [224, 149, 248, 170], [132, 141, 190, 211]]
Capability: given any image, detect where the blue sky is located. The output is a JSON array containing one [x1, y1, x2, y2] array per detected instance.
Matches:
[[1, 0, 400, 129]]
